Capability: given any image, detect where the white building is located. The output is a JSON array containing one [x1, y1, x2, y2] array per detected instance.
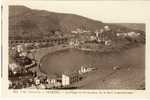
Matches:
[[16, 45, 24, 53], [127, 32, 140, 37], [116, 32, 140, 38], [34, 78, 40, 85], [104, 25, 111, 31], [78, 66, 96, 74], [62, 74, 70, 86], [8, 80, 12, 87], [71, 31, 78, 34], [105, 40, 111, 46], [62, 72, 80, 86], [95, 30, 99, 38], [90, 36, 96, 41], [9, 63, 19, 72], [19, 52, 27, 57]]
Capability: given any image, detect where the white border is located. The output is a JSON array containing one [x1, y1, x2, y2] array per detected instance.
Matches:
[[1, 0, 150, 98]]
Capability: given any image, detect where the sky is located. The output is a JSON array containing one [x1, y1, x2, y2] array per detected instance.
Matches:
[[8, 1, 150, 23]]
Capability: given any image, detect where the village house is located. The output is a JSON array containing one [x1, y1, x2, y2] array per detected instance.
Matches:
[[104, 25, 111, 31], [16, 44, 24, 53], [116, 32, 140, 38], [9, 63, 21, 75], [127, 32, 140, 37]]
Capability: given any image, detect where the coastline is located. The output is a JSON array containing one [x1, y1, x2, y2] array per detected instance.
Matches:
[[36, 44, 145, 89], [33, 43, 145, 63], [10, 42, 144, 89]]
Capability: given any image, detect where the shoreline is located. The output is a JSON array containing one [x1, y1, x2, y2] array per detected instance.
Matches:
[[35, 45, 145, 89], [33, 43, 145, 63]]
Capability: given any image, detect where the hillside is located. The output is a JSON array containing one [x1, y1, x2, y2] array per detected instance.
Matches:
[[9, 6, 145, 40], [109, 23, 145, 32]]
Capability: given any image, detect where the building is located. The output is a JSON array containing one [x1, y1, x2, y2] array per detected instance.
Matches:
[[50, 79, 57, 84], [69, 39, 80, 47], [104, 25, 111, 31], [34, 77, 41, 85], [104, 40, 112, 46], [78, 65, 96, 74], [116, 32, 140, 38], [90, 36, 96, 41], [127, 32, 140, 37], [8, 80, 13, 88], [16, 44, 24, 53], [19, 52, 27, 57], [9, 63, 21, 75], [62, 74, 70, 86], [62, 72, 81, 86]]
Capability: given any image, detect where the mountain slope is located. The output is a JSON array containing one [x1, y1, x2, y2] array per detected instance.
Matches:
[[108, 23, 145, 32], [9, 6, 145, 40]]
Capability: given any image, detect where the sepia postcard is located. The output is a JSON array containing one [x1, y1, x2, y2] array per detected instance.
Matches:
[[1, 0, 150, 98]]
